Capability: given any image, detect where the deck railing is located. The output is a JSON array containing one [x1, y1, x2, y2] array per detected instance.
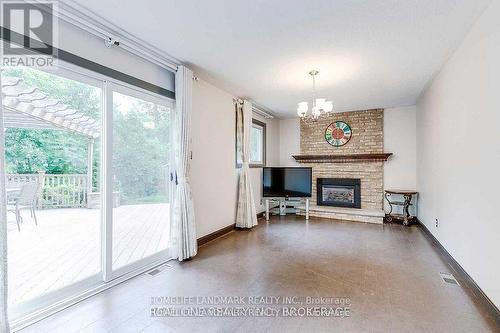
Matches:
[[6, 173, 88, 209]]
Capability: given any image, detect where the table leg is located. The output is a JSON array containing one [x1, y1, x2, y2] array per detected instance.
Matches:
[[265, 199, 270, 221], [403, 194, 412, 226], [384, 192, 393, 222], [305, 198, 310, 220]]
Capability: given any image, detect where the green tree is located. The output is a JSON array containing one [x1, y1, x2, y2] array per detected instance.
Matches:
[[113, 97, 170, 204]]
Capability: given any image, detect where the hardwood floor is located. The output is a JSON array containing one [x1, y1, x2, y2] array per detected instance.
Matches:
[[19, 215, 499, 332]]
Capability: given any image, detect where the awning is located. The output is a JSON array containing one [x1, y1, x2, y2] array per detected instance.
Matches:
[[1, 76, 100, 138]]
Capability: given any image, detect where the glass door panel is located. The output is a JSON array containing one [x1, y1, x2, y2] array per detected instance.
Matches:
[[111, 86, 172, 272], [2, 66, 102, 317]]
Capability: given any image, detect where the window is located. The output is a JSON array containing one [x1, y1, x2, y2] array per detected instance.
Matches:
[[250, 119, 266, 167]]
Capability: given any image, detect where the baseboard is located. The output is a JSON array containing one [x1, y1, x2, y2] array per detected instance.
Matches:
[[197, 213, 266, 247], [418, 220, 500, 326], [197, 224, 236, 246]]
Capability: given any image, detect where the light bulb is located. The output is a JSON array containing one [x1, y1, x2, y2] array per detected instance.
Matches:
[[312, 106, 321, 118], [315, 98, 326, 110], [324, 101, 334, 112], [298, 102, 308, 111], [297, 102, 308, 118]]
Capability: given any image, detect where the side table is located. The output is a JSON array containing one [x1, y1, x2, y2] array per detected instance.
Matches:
[[384, 190, 418, 226]]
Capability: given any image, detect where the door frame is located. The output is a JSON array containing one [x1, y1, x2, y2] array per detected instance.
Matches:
[[105, 80, 174, 280]]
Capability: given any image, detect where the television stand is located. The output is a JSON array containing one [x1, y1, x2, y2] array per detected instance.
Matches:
[[265, 198, 309, 221]]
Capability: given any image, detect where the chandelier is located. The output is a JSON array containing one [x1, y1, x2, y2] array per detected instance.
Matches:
[[297, 70, 334, 119]]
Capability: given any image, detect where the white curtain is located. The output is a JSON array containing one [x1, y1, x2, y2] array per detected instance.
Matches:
[[171, 65, 197, 261], [235, 100, 258, 228], [0, 71, 10, 331]]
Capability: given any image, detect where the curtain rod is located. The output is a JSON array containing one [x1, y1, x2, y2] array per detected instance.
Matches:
[[232, 99, 274, 119], [252, 106, 274, 119], [32, 0, 180, 72]]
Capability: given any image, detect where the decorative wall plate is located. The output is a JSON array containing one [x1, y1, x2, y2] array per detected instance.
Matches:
[[325, 121, 352, 147]]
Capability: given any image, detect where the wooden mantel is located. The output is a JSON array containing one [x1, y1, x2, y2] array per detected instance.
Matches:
[[292, 153, 393, 163]]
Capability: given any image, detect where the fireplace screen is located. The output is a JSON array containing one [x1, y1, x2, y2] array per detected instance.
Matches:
[[317, 178, 361, 208], [322, 186, 354, 204]]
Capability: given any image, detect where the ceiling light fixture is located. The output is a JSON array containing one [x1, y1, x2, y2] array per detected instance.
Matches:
[[297, 70, 334, 119]]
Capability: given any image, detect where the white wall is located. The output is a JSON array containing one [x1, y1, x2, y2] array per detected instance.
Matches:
[[417, 1, 500, 308], [191, 79, 237, 238], [279, 118, 301, 166], [383, 107, 417, 212], [191, 79, 281, 234]]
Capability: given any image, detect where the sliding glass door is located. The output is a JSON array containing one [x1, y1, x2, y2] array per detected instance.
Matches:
[[1, 63, 174, 322], [110, 84, 172, 276]]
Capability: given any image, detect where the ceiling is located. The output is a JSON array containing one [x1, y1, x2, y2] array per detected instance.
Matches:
[[73, 0, 491, 118]]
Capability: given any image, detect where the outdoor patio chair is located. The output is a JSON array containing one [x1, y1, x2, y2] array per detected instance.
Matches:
[[7, 181, 40, 231]]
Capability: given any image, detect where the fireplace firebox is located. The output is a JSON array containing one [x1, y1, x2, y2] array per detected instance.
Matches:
[[317, 178, 361, 208]]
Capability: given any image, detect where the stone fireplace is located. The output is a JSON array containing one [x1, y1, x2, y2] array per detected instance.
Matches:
[[293, 109, 391, 224]]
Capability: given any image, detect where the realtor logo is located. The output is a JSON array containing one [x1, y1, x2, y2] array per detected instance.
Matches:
[[1, 0, 58, 68]]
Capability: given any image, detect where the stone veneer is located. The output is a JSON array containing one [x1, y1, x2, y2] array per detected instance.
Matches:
[[299, 109, 384, 222]]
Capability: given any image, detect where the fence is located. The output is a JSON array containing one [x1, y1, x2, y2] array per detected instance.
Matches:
[[6, 173, 88, 209]]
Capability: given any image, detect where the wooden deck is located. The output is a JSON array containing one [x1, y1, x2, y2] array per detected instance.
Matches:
[[7, 203, 170, 306]]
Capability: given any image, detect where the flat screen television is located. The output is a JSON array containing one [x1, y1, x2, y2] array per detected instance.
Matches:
[[263, 167, 312, 198]]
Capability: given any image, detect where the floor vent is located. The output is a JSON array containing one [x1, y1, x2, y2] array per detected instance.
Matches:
[[440, 272, 460, 286], [147, 269, 162, 276], [146, 263, 172, 277]]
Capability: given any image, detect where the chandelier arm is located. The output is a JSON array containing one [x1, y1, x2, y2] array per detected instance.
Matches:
[[312, 72, 316, 108]]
